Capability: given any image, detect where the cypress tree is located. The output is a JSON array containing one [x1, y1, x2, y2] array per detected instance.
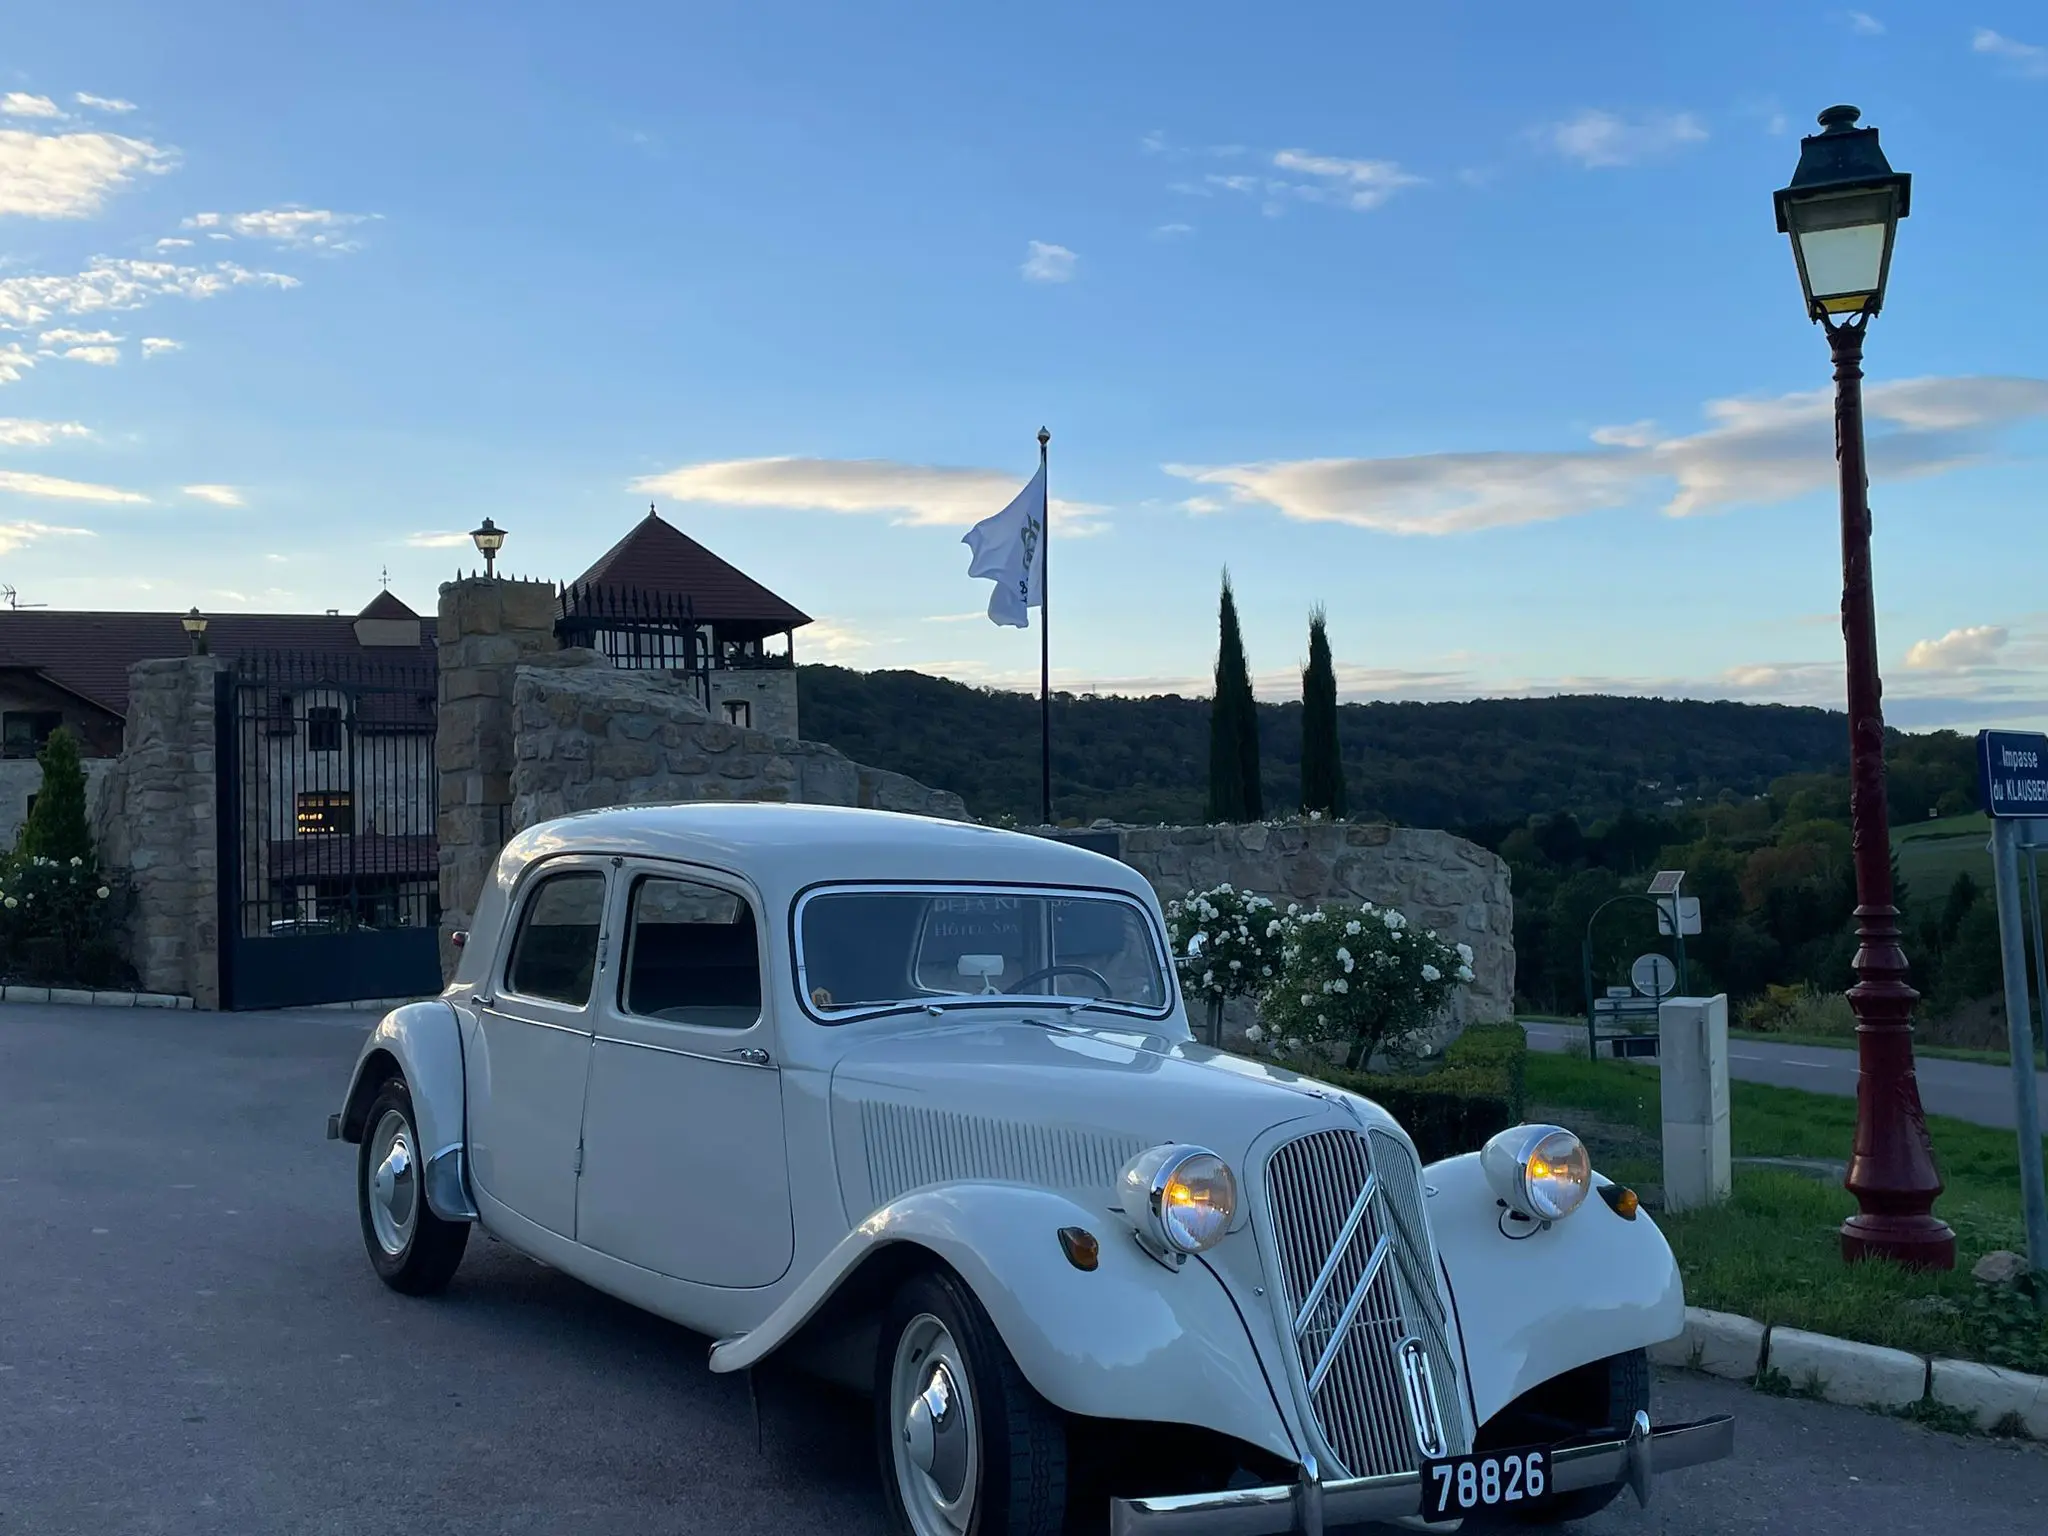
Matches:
[[1207, 571, 1263, 822], [1300, 606, 1346, 818], [20, 725, 93, 864]]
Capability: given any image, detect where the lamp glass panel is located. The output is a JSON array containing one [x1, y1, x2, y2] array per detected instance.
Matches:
[[1796, 222, 1886, 305]]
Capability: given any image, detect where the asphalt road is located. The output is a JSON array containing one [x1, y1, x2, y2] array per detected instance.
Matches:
[[1521, 1019, 2048, 1132], [4, 1000, 2046, 1536]]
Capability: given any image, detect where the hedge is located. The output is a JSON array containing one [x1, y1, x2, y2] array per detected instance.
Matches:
[[1299, 1022, 1528, 1165]]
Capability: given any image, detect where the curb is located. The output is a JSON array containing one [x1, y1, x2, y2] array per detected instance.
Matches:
[[0, 984, 193, 1009], [1652, 1305, 2048, 1440]]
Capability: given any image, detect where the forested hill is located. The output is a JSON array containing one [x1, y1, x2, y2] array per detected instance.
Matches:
[[796, 666, 1852, 830]]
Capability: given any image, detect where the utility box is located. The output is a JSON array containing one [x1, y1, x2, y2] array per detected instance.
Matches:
[[1658, 994, 1731, 1212]]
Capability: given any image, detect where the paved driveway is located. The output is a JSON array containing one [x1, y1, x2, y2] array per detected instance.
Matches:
[[3, 1001, 2045, 1535], [1522, 1019, 2048, 1132]]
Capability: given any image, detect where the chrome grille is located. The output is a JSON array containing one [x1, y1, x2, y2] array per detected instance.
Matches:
[[1262, 1128, 1467, 1479]]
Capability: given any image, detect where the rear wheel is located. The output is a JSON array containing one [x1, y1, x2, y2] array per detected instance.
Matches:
[[356, 1077, 469, 1295], [874, 1269, 1067, 1536], [1474, 1348, 1650, 1525]]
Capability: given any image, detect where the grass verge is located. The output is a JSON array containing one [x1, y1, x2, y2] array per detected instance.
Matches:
[[1525, 1050, 2048, 1373]]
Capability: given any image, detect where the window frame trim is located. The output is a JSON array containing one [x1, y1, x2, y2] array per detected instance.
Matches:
[[497, 860, 614, 1012], [611, 863, 768, 1033]]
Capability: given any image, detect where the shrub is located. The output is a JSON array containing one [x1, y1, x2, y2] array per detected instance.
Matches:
[[1739, 982, 1855, 1037], [18, 725, 92, 865], [0, 854, 131, 988], [1165, 883, 1285, 1005], [1305, 1023, 1530, 1164], [1256, 900, 1474, 1070]]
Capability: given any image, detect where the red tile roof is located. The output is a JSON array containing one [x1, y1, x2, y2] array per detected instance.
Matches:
[[574, 507, 811, 630], [0, 610, 437, 719]]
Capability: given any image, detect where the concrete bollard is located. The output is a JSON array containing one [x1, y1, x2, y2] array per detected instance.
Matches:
[[1658, 994, 1731, 1212]]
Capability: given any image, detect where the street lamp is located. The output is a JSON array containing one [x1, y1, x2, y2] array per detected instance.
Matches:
[[469, 517, 507, 579], [181, 606, 209, 656], [1774, 105, 1954, 1271]]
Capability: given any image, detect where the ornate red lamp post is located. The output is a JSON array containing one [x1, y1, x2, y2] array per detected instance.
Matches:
[[1773, 105, 1955, 1269]]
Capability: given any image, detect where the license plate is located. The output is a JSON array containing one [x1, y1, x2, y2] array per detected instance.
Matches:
[[1420, 1446, 1550, 1523]]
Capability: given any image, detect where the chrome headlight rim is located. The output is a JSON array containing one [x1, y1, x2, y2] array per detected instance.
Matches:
[[1482, 1122, 1592, 1223], [1118, 1143, 1240, 1256]]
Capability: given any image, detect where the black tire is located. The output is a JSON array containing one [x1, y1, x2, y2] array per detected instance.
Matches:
[[874, 1269, 1068, 1536], [356, 1076, 469, 1296], [1474, 1348, 1649, 1525]]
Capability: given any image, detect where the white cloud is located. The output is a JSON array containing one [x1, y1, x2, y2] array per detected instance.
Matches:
[[1022, 240, 1077, 283], [1974, 28, 2048, 77], [1846, 11, 1885, 35], [182, 206, 377, 252], [0, 468, 146, 504], [140, 335, 180, 356], [74, 94, 137, 114], [59, 344, 119, 365], [0, 519, 92, 553], [0, 342, 32, 384], [631, 456, 1108, 532], [405, 530, 473, 549], [39, 326, 121, 348], [1, 93, 64, 120], [182, 483, 243, 507], [153, 237, 193, 251], [797, 618, 883, 660], [0, 256, 297, 328], [1152, 222, 1194, 238], [1534, 109, 1708, 168], [1165, 374, 2048, 535], [1906, 625, 2009, 671], [1270, 149, 1424, 210], [0, 126, 176, 217], [0, 417, 90, 447]]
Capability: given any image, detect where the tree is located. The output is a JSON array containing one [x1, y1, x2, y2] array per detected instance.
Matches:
[[1299, 606, 1345, 817], [19, 725, 93, 865], [1207, 571, 1262, 822]]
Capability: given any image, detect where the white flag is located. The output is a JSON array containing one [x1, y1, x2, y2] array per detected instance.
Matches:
[[960, 463, 1045, 629]]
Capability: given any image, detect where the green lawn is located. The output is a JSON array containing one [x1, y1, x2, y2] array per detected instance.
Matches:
[[1893, 811, 1993, 908], [1525, 1051, 2048, 1372]]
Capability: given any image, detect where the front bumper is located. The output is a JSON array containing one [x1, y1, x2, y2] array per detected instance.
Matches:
[[1108, 1412, 1734, 1535]]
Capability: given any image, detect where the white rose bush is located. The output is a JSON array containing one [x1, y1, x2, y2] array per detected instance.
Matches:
[[1253, 901, 1474, 1071], [1164, 884, 1285, 1043]]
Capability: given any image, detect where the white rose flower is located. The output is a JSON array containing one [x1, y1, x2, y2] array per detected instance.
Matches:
[[1421, 963, 1442, 983], [1332, 978, 1349, 995], [1260, 965, 1272, 977], [2, 896, 14, 909], [1300, 993, 1314, 1006], [1458, 965, 1475, 983], [1229, 959, 1242, 972], [1202, 969, 1215, 986], [1345, 920, 1362, 936], [1244, 1023, 1266, 1044], [96, 886, 110, 899], [69, 856, 82, 867], [1456, 942, 1475, 964]]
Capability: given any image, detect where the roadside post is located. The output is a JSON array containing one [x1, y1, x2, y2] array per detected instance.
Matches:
[[1979, 727, 2048, 1301], [1658, 994, 1732, 1212]]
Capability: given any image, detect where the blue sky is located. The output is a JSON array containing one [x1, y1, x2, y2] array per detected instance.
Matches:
[[3, 2, 2045, 728]]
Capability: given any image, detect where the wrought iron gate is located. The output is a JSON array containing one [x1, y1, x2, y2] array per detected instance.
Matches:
[[215, 653, 442, 1010]]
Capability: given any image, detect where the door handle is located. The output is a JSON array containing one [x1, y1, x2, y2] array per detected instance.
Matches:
[[728, 1047, 772, 1066]]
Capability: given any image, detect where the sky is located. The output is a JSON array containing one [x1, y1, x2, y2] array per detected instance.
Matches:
[[2, 2, 2046, 730]]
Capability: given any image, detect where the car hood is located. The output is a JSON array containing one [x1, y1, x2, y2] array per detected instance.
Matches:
[[827, 1012, 1396, 1218]]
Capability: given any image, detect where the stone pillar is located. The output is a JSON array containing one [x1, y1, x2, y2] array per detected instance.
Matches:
[[437, 577, 560, 977], [1659, 993, 1732, 1212], [92, 657, 226, 1006]]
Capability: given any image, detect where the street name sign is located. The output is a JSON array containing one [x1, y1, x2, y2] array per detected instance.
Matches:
[[1979, 729, 2048, 819]]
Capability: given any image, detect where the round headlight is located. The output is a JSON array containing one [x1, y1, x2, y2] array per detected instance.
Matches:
[[1119, 1145, 1238, 1255], [1481, 1124, 1592, 1222]]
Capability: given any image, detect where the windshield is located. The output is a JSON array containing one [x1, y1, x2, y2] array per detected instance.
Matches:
[[797, 887, 1172, 1019]]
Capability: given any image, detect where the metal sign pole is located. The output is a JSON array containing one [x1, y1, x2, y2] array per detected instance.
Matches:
[[1989, 815, 2048, 1299]]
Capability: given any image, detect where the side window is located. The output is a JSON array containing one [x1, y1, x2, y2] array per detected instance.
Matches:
[[621, 875, 762, 1029], [505, 871, 607, 1006]]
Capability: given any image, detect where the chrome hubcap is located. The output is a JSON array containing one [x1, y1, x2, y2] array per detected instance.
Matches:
[[890, 1314, 979, 1535], [366, 1108, 417, 1256]]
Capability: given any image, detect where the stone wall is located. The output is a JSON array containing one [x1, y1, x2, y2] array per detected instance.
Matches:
[[1052, 820, 1515, 1033], [91, 658, 223, 1005], [510, 653, 966, 828], [707, 667, 799, 739]]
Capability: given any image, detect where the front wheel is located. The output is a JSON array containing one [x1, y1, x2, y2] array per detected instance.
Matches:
[[356, 1077, 469, 1295], [874, 1270, 1068, 1536]]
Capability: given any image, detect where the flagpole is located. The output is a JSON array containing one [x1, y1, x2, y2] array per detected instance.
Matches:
[[1037, 425, 1051, 827]]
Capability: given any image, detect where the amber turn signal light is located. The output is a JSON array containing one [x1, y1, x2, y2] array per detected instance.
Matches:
[[1598, 1183, 1640, 1221], [1057, 1226, 1100, 1271]]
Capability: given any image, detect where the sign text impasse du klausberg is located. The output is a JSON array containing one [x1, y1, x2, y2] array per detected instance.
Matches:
[[1979, 729, 2048, 819]]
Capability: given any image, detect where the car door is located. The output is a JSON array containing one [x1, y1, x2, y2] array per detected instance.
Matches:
[[575, 864, 795, 1288], [464, 861, 610, 1240]]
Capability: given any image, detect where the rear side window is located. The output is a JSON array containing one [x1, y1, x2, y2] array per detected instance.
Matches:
[[505, 871, 607, 1006], [621, 876, 762, 1029]]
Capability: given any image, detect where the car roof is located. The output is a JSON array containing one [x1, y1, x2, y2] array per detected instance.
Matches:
[[496, 802, 1156, 904]]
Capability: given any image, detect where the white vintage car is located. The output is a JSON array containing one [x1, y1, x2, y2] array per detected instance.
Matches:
[[330, 804, 1731, 1534]]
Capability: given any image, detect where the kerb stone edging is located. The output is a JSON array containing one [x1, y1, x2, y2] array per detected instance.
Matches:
[[1651, 1305, 2048, 1439], [2, 984, 193, 1009]]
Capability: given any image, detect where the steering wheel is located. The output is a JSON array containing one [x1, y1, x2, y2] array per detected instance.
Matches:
[[1005, 964, 1113, 998]]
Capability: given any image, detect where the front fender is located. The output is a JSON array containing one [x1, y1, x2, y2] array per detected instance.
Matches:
[[335, 1000, 476, 1222], [709, 1183, 1300, 1463], [1427, 1152, 1683, 1428]]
